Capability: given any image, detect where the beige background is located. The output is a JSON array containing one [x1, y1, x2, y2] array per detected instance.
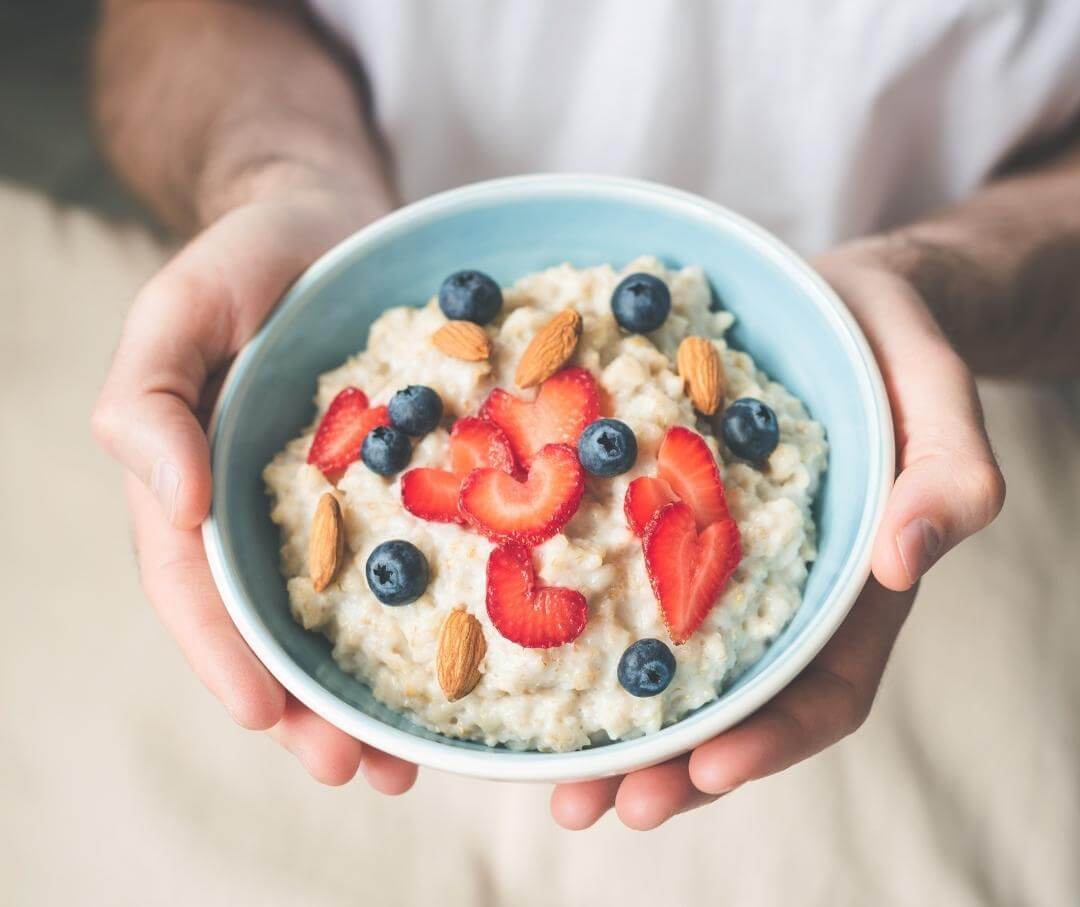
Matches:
[[2, 6, 1079, 905]]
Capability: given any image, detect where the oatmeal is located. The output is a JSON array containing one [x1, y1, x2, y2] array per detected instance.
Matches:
[[264, 257, 827, 752]]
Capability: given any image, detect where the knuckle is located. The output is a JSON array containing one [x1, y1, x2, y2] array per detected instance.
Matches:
[[816, 668, 871, 737], [90, 396, 121, 450], [961, 458, 1006, 526], [837, 686, 870, 736], [847, 692, 873, 734]]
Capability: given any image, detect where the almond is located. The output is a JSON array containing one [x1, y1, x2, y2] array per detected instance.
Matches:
[[308, 493, 345, 593], [515, 308, 582, 388], [432, 320, 491, 361], [676, 336, 725, 415], [436, 609, 487, 701]]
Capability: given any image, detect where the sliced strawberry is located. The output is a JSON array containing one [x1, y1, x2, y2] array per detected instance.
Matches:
[[486, 542, 588, 648], [400, 468, 462, 522], [460, 443, 584, 544], [401, 417, 517, 523], [657, 426, 730, 529], [624, 476, 677, 536], [449, 416, 517, 477], [642, 502, 742, 644], [480, 367, 600, 465], [307, 387, 390, 481]]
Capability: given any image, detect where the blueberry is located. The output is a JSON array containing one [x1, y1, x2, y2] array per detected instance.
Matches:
[[438, 270, 503, 324], [617, 638, 676, 697], [365, 540, 429, 605], [389, 385, 443, 436], [361, 425, 412, 475], [577, 418, 637, 477], [720, 397, 779, 461], [611, 273, 671, 333]]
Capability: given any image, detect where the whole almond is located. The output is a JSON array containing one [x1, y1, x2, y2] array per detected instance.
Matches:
[[676, 336, 725, 415], [432, 320, 491, 361], [308, 493, 345, 593], [437, 609, 487, 702], [515, 308, 582, 388]]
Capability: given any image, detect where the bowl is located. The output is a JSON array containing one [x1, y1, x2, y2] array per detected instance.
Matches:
[[202, 174, 893, 783]]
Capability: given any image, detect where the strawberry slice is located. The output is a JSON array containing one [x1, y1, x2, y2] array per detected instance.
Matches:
[[642, 501, 741, 644], [401, 417, 517, 523], [656, 426, 730, 529], [624, 476, 678, 536], [480, 367, 600, 465], [486, 542, 588, 648], [449, 416, 517, 476], [400, 469, 462, 522], [307, 387, 390, 481], [460, 443, 584, 544]]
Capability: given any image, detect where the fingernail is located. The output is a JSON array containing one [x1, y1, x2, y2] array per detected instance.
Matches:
[[150, 459, 180, 523], [897, 518, 942, 584]]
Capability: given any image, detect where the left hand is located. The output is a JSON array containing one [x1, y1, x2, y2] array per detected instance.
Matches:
[[550, 245, 1005, 830]]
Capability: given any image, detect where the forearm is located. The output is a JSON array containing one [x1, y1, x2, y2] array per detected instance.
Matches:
[[840, 138, 1080, 379], [93, 0, 396, 233]]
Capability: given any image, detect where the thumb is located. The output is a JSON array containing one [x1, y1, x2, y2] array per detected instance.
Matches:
[[869, 323, 1006, 591], [92, 267, 230, 529], [92, 197, 357, 528], [816, 256, 1005, 592], [875, 447, 1006, 591]]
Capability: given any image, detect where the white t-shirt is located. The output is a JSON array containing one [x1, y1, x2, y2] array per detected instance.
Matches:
[[308, 0, 1080, 254]]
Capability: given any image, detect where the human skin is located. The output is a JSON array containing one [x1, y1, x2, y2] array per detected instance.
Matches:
[[93, 0, 1080, 828]]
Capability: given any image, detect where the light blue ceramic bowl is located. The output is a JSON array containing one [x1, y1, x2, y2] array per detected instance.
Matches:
[[203, 175, 893, 783]]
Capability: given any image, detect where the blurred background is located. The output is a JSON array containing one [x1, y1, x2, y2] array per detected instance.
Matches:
[[2, 3, 1078, 905]]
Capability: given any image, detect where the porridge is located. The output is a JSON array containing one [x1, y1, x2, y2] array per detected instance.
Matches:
[[264, 257, 827, 752]]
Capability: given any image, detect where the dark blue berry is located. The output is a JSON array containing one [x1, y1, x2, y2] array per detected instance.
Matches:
[[577, 418, 637, 477], [389, 385, 443, 436], [361, 425, 412, 475], [365, 540, 429, 605], [720, 397, 779, 462], [438, 270, 503, 324], [611, 273, 671, 333], [617, 638, 676, 697]]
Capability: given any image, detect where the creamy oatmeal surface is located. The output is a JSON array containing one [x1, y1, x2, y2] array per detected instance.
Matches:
[[264, 257, 827, 752]]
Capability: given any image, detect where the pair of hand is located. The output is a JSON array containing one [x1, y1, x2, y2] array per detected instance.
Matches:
[[92, 186, 1004, 829]]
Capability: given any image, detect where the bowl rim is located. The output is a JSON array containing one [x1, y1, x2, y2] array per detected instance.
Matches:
[[202, 173, 894, 783]]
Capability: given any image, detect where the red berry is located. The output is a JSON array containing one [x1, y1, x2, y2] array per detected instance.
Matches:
[[624, 475, 677, 536], [480, 367, 600, 465], [459, 444, 584, 544], [448, 416, 517, 477], [656, 426, 730, 529], [400, 468, 463, 522], [486, 542, 588, 648], [307, 387, 390, 481], [401, 417, 516, 523], [642, 501, 741, 644]]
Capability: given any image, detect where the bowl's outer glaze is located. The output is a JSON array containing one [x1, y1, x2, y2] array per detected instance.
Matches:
[[203, 175, 893, 782]]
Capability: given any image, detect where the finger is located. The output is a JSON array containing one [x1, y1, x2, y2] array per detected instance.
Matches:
[[267, 695, 363, 786], [690, 581, 914, 794], [818, 264, 1005, 590], [614, 757, 718, 830], [92, 203, 356, 530], [550, 776, 622, 830], [360, 746, 419, 795], [127, 474, 287, 729], [92, 261, 241, 529], [874, 437, 1005, 591]]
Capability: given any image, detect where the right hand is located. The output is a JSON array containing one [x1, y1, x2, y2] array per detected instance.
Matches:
[[92, 181, 419, 791]]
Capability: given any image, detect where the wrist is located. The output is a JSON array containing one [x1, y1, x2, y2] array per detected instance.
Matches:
[[194, 151, 398, 233], [824, 231, 989, 318]]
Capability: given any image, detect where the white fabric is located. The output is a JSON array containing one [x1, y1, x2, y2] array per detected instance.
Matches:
[[308, 0, 1080, 255]]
